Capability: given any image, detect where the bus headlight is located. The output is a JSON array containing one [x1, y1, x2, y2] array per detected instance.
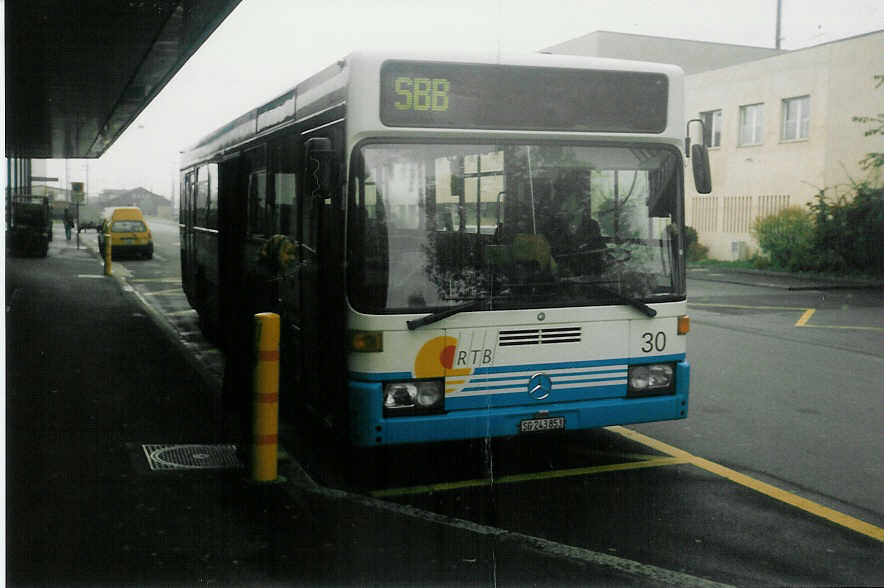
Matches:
[[627, 364, 674, 396], [383, 379, 444, 416]]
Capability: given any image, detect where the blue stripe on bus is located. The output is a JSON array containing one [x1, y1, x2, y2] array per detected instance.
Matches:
[[473, 354, 685, 375], [347, 354, 685, 381], [446, 384, 625, 410]]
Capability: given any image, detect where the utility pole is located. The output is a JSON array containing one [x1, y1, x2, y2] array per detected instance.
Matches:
[[776, 0, 783, 49]]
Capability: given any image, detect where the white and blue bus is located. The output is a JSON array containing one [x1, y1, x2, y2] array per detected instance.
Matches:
[[179, 50, 711, 447]]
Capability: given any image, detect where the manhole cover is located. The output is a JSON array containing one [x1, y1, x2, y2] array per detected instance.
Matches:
[[142, 444, 242, 471]]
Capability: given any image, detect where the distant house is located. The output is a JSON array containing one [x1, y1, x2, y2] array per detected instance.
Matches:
[[543, 29, 884, 260], [100, 187, 171, 217], [97, 189, 129, 202]]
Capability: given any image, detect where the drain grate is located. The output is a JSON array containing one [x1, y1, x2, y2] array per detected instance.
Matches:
[[142, 444, 242, 471]]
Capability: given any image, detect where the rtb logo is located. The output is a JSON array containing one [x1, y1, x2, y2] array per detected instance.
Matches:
[[454, 348, 494, 368], [413, 335, 495, 381]]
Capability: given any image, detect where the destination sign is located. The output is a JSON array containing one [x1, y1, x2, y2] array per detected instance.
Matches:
[[380, 60, 668, 133]]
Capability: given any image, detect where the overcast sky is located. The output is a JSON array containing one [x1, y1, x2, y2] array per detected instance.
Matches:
[[48, 0, 884, 200]]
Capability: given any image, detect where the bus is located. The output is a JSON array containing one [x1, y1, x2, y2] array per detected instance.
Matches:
[[179, 50, 711, 447]]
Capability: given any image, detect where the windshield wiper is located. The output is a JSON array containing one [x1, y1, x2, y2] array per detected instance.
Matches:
[[593, 285, 657, 317], [406, 298, 486, 330]]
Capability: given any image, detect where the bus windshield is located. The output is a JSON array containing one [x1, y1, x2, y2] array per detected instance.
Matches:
[[348, 142, 684, 314]]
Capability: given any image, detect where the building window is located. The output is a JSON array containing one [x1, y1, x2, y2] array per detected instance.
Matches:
[[739, 103, 764, 146], [782, 95, 810, 141], [700, 109, 722, 147]]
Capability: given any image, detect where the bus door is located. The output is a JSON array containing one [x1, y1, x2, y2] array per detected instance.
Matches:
[[218, 154, 247, 349], [281, 136, 323, 409], [279, 132, 340, 422], [180, 171, 196, 301], [268, 135, 306, 414]]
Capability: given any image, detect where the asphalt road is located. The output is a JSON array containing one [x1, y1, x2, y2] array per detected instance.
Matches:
[[637, 277, 884, 518], [66, 222, 884, 585]]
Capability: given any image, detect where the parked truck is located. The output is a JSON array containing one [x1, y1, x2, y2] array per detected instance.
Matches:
[[7, 196, 52, 257]]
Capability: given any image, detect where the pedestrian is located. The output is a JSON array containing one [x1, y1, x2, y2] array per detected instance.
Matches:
[[63, 208, 74, 241]]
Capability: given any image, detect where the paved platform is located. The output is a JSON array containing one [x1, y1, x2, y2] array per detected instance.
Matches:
[[5, 235, 727, 587]]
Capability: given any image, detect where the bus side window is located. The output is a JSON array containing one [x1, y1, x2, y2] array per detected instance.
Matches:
[[275, 172, 296, 236], [300, 164, 316, 252], [248, 170, 268, 236], [187, 171, 197, 225], [206, 164, 219, 230], [179, 173, 187, 225], [180, 172, 192, 224], [196, 165, 210, 227], [243, 145, 268, 237], [269, 136, 297, 237]]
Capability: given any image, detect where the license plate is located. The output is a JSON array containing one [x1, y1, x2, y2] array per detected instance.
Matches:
[[519, 416, 565, 433], [122, 237, 135, 243]]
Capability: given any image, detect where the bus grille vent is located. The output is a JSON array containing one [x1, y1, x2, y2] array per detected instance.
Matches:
[[498, 327, 582, 346]]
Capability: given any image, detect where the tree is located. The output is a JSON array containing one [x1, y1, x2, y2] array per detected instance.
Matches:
[[851, 74, 884, 173]]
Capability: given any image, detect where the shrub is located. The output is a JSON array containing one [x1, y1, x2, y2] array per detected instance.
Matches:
[[684, 226, 698, 249], [809, 183, 884, 274], [751, 207, 816, 271], [751, 253, 771, 270], [684, 226, 708, 262], [687, 242, 709, 262]]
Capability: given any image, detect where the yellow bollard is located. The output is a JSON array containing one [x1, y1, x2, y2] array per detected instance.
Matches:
[[103, 231, 112, 276], [252, 312, 281, 482]]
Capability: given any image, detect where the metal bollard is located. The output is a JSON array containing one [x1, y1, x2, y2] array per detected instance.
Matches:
[[103, 231, 112, 276], [252, 312, 280, 482]]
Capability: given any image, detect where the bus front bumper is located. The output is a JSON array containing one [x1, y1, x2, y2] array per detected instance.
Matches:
[[348, 361, 689, 446]]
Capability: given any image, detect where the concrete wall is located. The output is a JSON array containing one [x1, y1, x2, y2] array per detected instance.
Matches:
[[822, 33, 884, 190], [684, 31, 884, 259]]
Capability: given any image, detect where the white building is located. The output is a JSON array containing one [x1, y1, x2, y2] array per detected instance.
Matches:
[[545, 30, 884, 259]]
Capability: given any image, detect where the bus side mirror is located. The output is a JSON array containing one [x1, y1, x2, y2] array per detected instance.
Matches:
[[691, 144, 712, 194], [305, 137, 338, 200]]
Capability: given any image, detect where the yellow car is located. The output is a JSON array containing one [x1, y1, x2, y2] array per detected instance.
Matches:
[[98, 207, 154, 259]]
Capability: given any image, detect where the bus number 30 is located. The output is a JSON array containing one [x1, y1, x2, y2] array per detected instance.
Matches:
[[641, 331, 667, 353], [394, 77, 450, 112]]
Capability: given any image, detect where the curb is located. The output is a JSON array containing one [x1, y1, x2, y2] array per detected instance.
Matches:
[[290, 484, 734, 588], [83, 235, 733, 587], [688, 266, 883, 290]]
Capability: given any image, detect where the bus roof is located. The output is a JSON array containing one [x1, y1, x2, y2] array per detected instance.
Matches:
[[180, 50, 685, 169]]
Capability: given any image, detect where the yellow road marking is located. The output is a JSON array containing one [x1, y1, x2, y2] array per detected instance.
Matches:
[[799, 324, 884, 331], [607, 426, 884, 542], [794, 308, 816, 327], [371, 456, 689, 498], [692, 303, 881, 331]]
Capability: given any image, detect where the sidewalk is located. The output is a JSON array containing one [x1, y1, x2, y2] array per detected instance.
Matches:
[[5, 235, 729, 587]]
